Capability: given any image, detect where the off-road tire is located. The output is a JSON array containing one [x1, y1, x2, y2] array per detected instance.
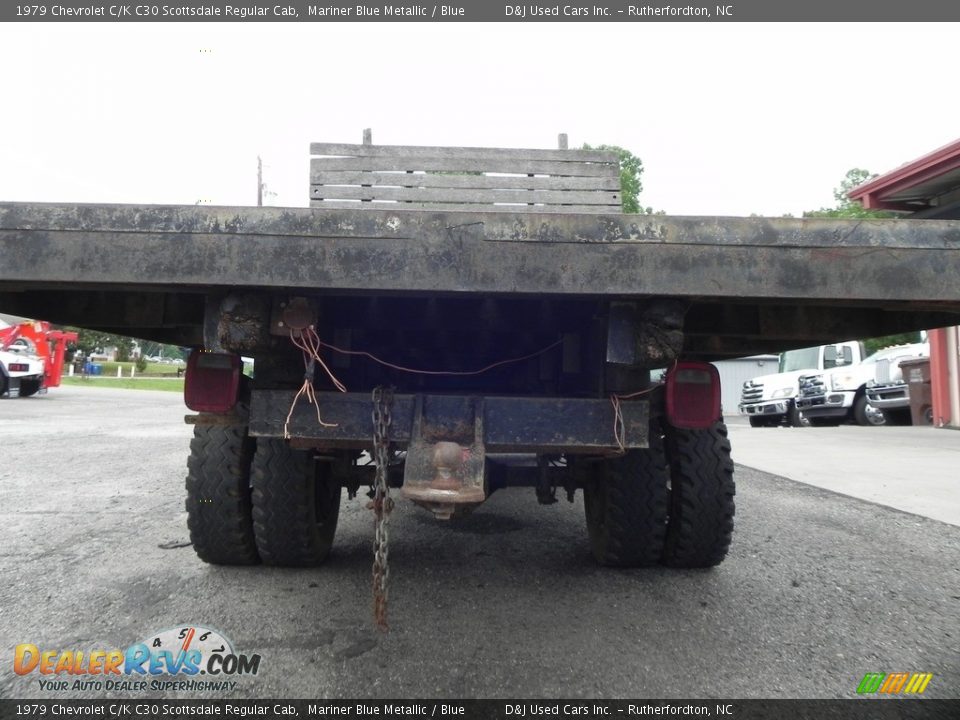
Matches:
[[661, 421, 736, 568], [853, 394, 886, 426], [584, 428, 669, 567], [185, 423, 260, 565], [251, 439, 341, 567]]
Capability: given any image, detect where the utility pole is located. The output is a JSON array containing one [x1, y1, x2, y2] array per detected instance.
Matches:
[[257, 155, 263, 207]]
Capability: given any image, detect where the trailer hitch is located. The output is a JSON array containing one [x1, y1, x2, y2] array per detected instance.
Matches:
[[401, 395, 487, 519]]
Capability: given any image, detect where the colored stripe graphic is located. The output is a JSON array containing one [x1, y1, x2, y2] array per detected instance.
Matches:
[[857, 672, 932, 695], [904, 673, 933, 694], [880, 672, 909, 694], [857, 673, 885, 694]]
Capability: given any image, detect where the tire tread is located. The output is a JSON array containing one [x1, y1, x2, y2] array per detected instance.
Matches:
[[585, 431, 669, 567], [185, 423, 259, 565], [661, 421, 736, 568], [251, 439, 340, 567]]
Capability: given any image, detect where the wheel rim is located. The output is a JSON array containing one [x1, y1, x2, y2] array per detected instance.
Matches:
[[864, 401, 886, 426]]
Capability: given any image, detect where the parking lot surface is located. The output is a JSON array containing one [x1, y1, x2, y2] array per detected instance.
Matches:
[[726, 416, 960, 526], [1, 386, 958, 699]]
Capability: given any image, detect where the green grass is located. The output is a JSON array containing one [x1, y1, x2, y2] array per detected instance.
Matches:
[[60, 377, 184, 393]]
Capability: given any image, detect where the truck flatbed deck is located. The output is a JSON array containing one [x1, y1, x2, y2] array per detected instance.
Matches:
[[2, 201, 960, 359]]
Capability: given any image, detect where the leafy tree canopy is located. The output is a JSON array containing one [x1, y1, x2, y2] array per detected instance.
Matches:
[[863, 332, 924, 356], [62, 328, 184, 362], [804, 168, 893, 219], [582, 143, 652, 215], [66, 328, 134, 361]]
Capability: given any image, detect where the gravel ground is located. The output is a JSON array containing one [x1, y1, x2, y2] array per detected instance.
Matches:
[[1, 386, 957, 700]]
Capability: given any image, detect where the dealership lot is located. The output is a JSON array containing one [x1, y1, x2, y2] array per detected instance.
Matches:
[[1, 386, 958, 699]]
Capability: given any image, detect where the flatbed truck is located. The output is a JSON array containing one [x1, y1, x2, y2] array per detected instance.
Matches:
[[3, 141, 960, 606]]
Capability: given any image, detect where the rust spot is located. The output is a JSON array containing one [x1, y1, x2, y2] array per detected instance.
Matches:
[[420, 419, 473, 444]]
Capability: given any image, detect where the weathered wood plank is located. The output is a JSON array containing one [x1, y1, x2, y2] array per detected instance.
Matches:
[[310, 185, 620, 206], [310, 171, 622, 191], [310, 142, 617, 164], [311, 156, 619, 177], [308, 200, 620, 214]]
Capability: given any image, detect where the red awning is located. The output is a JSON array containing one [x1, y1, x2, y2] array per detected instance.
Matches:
[[848, 137, 960, 212]]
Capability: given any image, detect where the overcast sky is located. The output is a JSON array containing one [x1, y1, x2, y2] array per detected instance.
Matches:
[[0, 22, 956, 217]]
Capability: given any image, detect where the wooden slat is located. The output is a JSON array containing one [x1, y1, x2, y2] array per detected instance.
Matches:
[[309, 200, 620, 214], [310, 170, 622, 192], [311, 156, 619, 177], [310, 142, 617, 164], [310, 185, 620, 206]]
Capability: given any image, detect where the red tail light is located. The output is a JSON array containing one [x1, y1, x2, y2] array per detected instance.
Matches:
[[8, 363, 30, 372], [184, 352, 241, 413], [665, 361, 721, 429]]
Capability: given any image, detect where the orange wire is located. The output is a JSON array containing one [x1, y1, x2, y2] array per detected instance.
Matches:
[[315, 337, 563, 377]]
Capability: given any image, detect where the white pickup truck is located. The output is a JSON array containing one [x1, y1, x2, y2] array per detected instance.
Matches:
[[795, 343, 929, 427], [739, 342, 865, 427]]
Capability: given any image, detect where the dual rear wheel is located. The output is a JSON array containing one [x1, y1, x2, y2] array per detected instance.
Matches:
[[185, 424, 340, 567], [186, 419, 735, 570], [584, 420, 735, 569]]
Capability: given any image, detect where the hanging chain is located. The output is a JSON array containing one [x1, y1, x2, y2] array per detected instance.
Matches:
[[371, 386, 394, 631]]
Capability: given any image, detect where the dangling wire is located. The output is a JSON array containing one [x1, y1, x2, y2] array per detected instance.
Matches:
[[283, 326, 565, 438], [283, 329, 348, 438]]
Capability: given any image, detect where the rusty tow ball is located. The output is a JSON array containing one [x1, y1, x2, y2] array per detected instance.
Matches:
[[400, 397, 488, 519]]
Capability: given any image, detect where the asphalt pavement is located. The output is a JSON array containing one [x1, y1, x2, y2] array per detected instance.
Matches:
[[725, 416, 960, 527], [1, 386, 957, 700]]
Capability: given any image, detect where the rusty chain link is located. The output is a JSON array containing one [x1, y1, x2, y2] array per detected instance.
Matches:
[[371, 386, 394, 630]]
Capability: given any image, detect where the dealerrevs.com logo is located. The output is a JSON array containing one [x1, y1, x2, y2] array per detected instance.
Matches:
[[14, 625, 261, 693]]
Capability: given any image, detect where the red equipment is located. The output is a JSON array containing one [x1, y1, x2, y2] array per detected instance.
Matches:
[[0, 319, 79, 389]]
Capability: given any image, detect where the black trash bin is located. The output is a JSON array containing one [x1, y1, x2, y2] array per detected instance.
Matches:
[[900, 357, 933, 425]]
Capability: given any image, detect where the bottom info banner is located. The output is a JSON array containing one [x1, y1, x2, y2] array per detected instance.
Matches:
[[2, 700, 959, 720]]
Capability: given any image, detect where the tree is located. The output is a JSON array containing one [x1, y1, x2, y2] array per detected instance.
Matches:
[[863, 332, 923, 356], [66, 327, 134, 361], [582, 143, 652, 215], [804, 168, 893, 219]]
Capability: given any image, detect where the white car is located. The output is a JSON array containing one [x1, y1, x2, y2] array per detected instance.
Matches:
[[0, 346, 46, 397]]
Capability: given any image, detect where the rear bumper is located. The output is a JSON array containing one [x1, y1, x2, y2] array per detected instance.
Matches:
[[1, 373, 44, 397], [247, 390, 651, 453]]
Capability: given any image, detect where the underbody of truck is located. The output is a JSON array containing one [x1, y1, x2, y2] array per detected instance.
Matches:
[[3, 201, 960, 613]]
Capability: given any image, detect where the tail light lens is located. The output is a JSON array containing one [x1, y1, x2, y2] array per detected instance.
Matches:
[[184, 352, 241, 413], [665, 361, 721, 429], [8, 363, 30, 372]]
